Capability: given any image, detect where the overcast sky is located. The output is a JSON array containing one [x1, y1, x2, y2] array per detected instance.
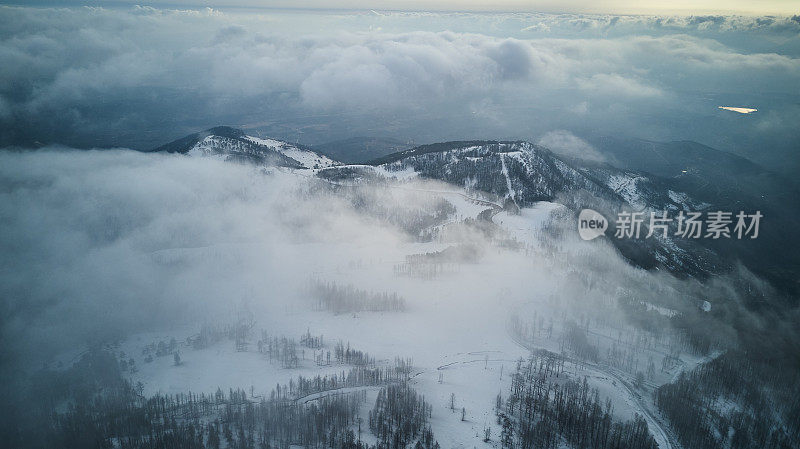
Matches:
[[5, 0, 799, 15], [0, 5, 798, 172]]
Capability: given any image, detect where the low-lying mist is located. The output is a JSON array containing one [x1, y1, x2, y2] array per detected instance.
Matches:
[[3, 146, 800, 449], [2, 147, 793, 376], [0, 147, 405, 368]]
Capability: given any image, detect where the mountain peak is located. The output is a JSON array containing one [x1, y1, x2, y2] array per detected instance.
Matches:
[[150, 127, 338, 169]]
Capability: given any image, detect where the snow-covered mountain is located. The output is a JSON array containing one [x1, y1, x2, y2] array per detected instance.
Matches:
[[151, 126, 338, 169], [151, 129, 789, 287], [318, 140, 728, 278], [370, 141, 612, 206], [241, 136, 338, 169], [328, 140, 704, 214], [19, 129, 798, 449]]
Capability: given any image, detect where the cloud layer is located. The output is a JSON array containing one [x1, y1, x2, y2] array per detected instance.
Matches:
[[0, 147, 411, 368], [0, 6, 798, 171]]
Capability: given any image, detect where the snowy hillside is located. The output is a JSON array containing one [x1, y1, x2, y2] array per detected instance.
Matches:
[[316, 140, 723, 279], [244, 135, 338, 169], [154, 126, 339, 169], [20, 144, 795, 449], [105, 174, 692, 449]]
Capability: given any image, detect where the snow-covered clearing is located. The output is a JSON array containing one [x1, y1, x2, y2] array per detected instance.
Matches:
[[63, 164, 706, 449]]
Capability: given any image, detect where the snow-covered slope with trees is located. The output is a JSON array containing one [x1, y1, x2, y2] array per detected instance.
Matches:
[[153, 126, 338, 169], [244, 136, 338, 169], [20, 140, 796, 449], [316, 139, 725, 279]]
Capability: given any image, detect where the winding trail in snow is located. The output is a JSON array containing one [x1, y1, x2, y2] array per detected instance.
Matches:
[[294, 385, 385, 404], [507, 331, 679, 449]]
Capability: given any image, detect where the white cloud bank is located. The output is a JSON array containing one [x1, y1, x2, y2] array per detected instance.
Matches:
[[0, 6, 798, 169], [538, 130, 606, 162]]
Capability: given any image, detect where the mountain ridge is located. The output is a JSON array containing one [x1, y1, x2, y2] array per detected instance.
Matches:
[[150, 126, 337, 169], [149, 127, 799, 297]]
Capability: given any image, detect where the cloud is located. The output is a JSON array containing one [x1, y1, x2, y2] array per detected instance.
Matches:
[[538, 130, 606, 162], [0, 145, 755, 376], [0, 147, 418, 367], [0, 6, 798, 173], [487, 39, 536, 80]]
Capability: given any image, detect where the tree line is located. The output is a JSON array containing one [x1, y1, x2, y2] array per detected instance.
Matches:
[[10, 348, 431, 449], [369, 383, 436, 449], [496, 353, 658, 449], [655, 350, 799, 449], [312, 281, 406, 314]]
